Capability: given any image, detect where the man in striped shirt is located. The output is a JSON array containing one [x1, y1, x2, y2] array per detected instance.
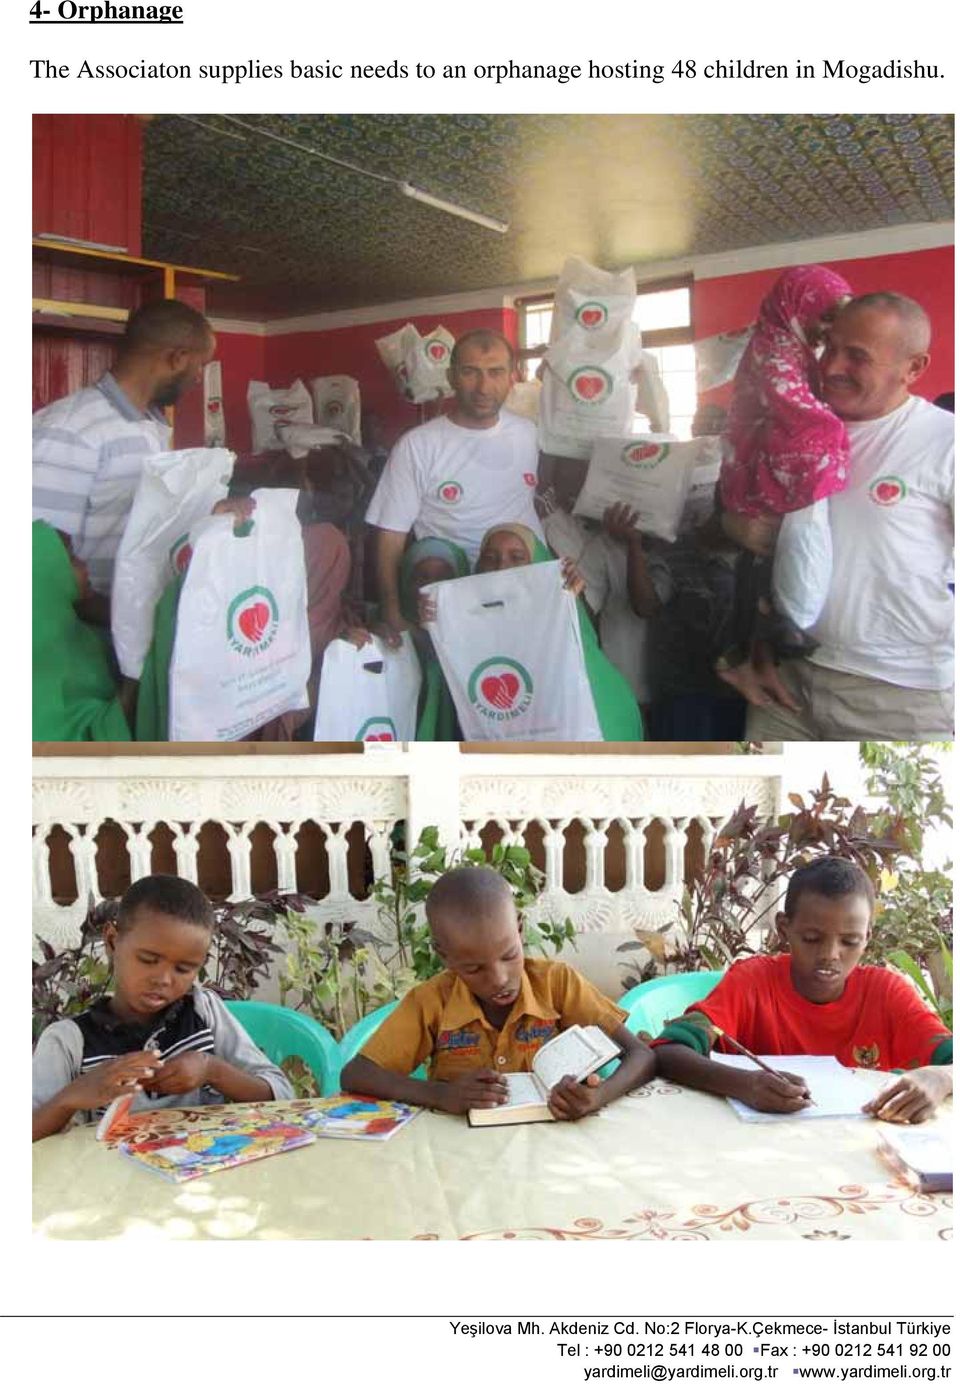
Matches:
[[33, 299, 215, 598]]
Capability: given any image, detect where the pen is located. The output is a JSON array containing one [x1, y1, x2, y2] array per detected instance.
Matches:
[[710, 1025, 816, 1103]]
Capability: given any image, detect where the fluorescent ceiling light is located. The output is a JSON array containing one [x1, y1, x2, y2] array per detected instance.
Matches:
[[398, 182, 509, 235]]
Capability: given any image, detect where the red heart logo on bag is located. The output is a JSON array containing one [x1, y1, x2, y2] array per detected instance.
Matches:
[[480, 672, 520, 709], [523, 472, 536, 487], [365, 732, 395, 742], [580, 309, 602, 327], [630, 444, 661, 462], [876, 483, 898, 502], [238, 602, 271, 644], [574, 373, 604, 401], [428, 341, 448, 362]]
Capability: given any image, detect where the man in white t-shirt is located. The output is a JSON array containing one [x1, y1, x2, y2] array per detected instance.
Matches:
[[366, 330, 543, 642], [746, 292, 954, 740]]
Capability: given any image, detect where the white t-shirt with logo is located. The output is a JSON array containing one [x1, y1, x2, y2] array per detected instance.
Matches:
[[365, 411, 543, 564], [810, 395, 954, 690]]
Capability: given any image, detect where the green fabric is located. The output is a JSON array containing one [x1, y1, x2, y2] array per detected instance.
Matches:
[[656, 1015, 715, 1055], [32, 521, 131, 742], [530, 538, 644, 742], [400, 539, 469, 742], [135, 576, 182, 741], [932, 1035, 953, 1065]]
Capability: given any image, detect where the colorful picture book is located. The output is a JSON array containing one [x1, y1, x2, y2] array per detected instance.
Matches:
[[302, 1094, 422, 1141], [119, 1118, 316, 1182], [95, 1092, 137, 1142], [109, 1096, 422, 1178]]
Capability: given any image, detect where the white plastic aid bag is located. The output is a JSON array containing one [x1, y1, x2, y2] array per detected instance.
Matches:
[[309, 375, 361, 444], [550, 256, 637, 341], [313, 633, 422, 742], [573, 436, 701, 542], [772, 500, 834, 631], [402, 325, 455, 404], [679, 436, 722, 533], [247, 379, 314, 453], [277, 424, 352, 460], [111, 447, 235, 679], [694, 328, 752, 392], [375, 323, 417, 400], [634, 349, 670, 434], [169, 489, 311, 742], [539, 320, 642, 461], [423, 562, 601, 742], [203, 360, 226, 447]]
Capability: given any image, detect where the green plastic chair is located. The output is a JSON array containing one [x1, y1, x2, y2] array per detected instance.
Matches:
[[596, 970, 724, 1078], [620, 970, 725, 1039], [225, 1000, 341, 1096], [339, 1001, 427, 1081]]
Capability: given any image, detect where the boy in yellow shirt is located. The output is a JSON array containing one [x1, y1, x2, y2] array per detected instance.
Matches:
[[341, 866, 654, 1118]]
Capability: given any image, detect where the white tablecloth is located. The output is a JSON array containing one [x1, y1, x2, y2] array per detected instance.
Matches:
[[32, 1074, 952, 1241]]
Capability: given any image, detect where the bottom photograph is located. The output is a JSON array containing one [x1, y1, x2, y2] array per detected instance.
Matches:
[[31, 741, 952, 1242]]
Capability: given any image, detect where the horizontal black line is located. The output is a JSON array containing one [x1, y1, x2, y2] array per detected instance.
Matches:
[[0, 1315, 952, 1321], [29, 19, 185, 23]]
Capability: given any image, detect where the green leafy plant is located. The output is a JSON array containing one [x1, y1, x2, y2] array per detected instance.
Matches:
[[859, 742, 952, 1021], [277, 828, 576, 1040], [32, 894, 287, 1045], [617, 773, 911, 992], [32, 898, 115, 1044], [886, 934, 952, 1032]]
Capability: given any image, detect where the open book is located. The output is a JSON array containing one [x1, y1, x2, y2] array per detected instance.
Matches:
[[468, 1024, 621, 1128], [711, 1054, 869, 1123]]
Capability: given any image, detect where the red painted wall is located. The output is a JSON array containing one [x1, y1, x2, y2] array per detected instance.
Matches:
[[208, 329, 267, 453], [693, 244, 954, 403], [262, 306, 519, 453], [33, 115, 143, 254]]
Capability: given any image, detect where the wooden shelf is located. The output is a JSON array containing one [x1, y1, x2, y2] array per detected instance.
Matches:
[[32, 238, 239, 283]]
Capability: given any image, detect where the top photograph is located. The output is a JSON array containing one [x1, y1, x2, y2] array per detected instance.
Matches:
[[31, 112, 954, 746]]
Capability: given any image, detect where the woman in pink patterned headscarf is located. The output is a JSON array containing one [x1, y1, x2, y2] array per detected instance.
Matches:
[[715, 265, 852, 705], [720, 264, 853, 515]]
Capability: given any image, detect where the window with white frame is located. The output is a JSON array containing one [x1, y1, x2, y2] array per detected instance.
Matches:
[[517, 277, 697, 440]]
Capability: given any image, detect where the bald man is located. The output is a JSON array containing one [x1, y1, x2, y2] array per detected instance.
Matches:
[[745, 292, 953, 739], [33, 299, 216, 595]]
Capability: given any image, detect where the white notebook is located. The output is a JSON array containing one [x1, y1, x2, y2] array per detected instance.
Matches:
[[711, 1054, 868, 1122]]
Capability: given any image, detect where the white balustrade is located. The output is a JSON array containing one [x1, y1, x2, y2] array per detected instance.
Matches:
[[33, 750, 786, 971]]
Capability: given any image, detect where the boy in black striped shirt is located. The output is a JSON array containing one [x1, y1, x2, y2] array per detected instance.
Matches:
[[33, 875, 291, 1142]]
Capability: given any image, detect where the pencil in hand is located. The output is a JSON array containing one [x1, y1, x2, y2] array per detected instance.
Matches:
[[710, 1025, 815, 1104]]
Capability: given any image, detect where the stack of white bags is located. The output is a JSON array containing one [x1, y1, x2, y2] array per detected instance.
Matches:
[[247, 376, 362, 453], [375, 323, 456, 404], [538, 257, 644, 461]]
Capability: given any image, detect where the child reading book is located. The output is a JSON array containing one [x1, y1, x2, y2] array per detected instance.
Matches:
[[716, 264, 852, 706], [32, 875, 293, 1142], [340, 866, 654, 1119], [655, 857, 952, 1122]]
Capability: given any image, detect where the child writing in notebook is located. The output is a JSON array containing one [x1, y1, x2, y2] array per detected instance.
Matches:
[[655, 857, 952, 1122], [341, 866, 654, 1119], [717, 264, 853, 706], [32, 875, 293, 1141]]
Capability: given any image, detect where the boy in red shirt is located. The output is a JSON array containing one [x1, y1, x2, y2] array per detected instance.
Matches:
[[655, 857, 952, 1122]]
